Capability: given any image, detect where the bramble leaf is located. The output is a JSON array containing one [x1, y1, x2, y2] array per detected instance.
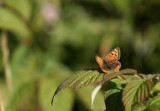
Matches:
[[97, 69, 137, 85], [152, 81, 160, 93], [51, 68, 104, 105], [122, 74, 159, 111], [146, 95, 160, 111], [51, 68, 137, 106], [131, 103, 146, 111], [104, 78, 129, 111], [131, 95, 160, 111]]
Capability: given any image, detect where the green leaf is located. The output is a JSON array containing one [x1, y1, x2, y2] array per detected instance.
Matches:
[[39, 77, 74, 111], [51, 68, 103, 105], [152, 81, 160, 93], [5, 79, 37, 111], [97, 69, 137, 85], [11, 45, 28, 68], [110, 78, 130, 90], [131, 103, 146, 111], [105, 89, 124, 111], [3, 0, 32, 20], [146, 95, 160, 111], [0, 8, 31, 37], [77, 86, 105, 111], [122, 74, 159, 111], [51, 69, 137, 106], [104, 78, 129, 111]]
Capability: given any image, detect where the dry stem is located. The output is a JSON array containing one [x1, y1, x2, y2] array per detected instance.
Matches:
[[1, 31, 12, 90]]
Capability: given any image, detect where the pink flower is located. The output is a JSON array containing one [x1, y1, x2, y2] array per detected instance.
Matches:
[[41, 4, 60, 24]]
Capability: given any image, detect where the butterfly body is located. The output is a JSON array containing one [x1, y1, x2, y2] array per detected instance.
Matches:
[[96, 47, 121, 73]]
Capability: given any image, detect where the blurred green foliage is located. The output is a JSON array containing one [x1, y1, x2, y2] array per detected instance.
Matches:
[[0, 0, 160, 111]]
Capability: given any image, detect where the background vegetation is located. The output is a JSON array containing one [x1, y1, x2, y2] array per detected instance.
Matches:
[[0, 0, 160, 111]]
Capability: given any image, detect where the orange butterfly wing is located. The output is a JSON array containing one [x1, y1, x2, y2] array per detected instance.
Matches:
[[96, 56, 121, 73], [95, 55, 103, 67], [107, 61, 121, 72], [113, 62, 121, 72], [105, 47, 120, 61], [95, 55, 111, 73], [95, 47, 121, 73]]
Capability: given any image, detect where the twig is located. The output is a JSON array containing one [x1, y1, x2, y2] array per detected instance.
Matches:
[[1, 31, 12, 90]]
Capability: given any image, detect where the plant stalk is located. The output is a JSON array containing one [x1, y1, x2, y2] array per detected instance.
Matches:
[[1, 31, 12, 90], [0, 91, 5, 111]]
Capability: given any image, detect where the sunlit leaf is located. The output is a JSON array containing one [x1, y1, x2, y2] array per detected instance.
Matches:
[[97, 69, 137, 85], [3, 0, 32, 20], [51, 68, 104, 105], [131, 103, 146, 111], [39, 76, 74, 111], [146, 95, 160, 111], [122, 74, 159, 111], [132, 95, 160, 111], [91, 84, 102, 110], [51, 69, 137, 106], [152, 81, 160, 93], [0, 8, 31, 37], [76, 86, 105, 111]]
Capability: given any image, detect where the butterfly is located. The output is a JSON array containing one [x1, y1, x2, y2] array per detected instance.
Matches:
[[95, 47, 121, 73]]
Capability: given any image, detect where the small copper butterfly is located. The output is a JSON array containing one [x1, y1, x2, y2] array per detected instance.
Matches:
[[96, 47, 121, 73]]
